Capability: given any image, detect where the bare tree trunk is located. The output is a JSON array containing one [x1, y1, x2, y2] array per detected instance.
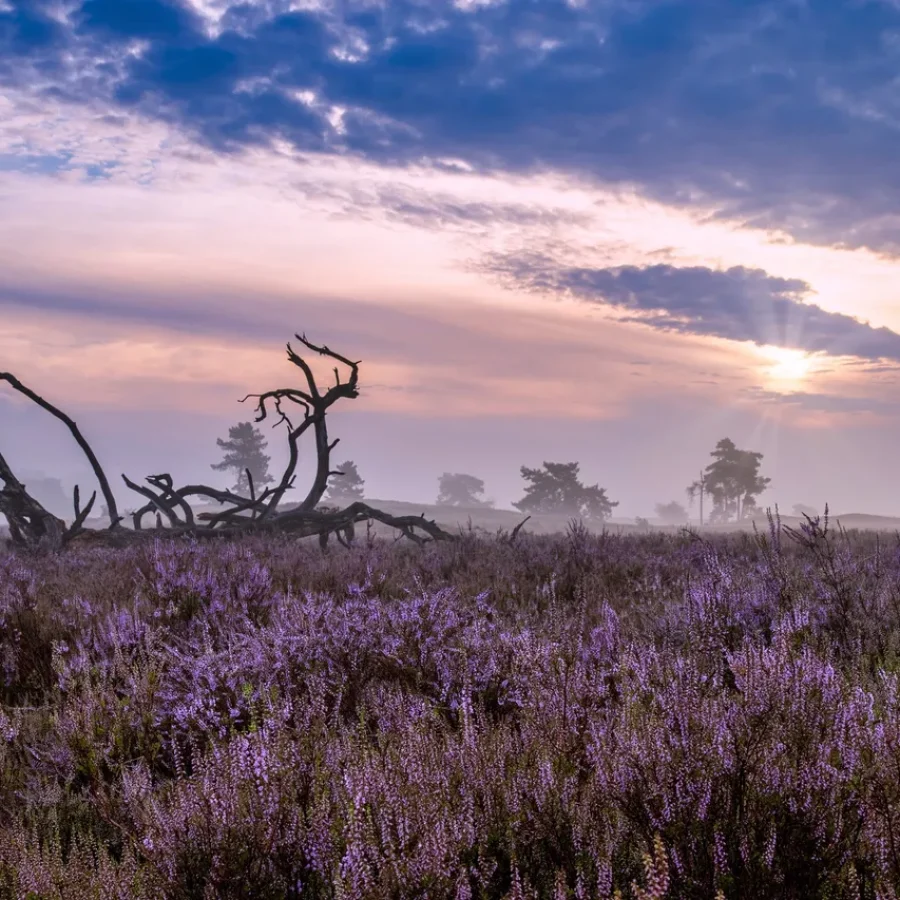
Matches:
[[699, 471, 704, 527]]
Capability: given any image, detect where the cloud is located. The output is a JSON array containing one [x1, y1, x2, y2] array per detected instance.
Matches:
[[742, 385, 900, 416], [0, 278, 285, 338], [479, 255, 900, 363], [286, 178, 593, 233], [5, 0, 900, 254]]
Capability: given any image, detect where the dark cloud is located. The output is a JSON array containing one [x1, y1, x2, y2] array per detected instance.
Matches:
[[77, 0, 199, 41], [480, 254, 900, 362], [4, 0, 900, 253]]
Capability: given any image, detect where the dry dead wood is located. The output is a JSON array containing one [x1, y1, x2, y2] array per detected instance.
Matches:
[[0, 333, 460, 552]]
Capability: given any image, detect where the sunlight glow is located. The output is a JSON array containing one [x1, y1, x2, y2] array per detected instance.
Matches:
[[761, 346, 814, 387]]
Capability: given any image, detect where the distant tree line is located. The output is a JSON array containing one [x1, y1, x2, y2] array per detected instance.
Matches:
[[209, 423, 776, 525]]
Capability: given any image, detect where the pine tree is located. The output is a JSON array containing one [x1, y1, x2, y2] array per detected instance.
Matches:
[[513, 461, 617, 521], [692, 438, 770, 523], [211, 422, 275, 497], [323, 460, 365, 504], [436, 473, 493, 507]]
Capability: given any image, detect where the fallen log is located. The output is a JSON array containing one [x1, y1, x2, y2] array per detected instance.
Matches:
[[1, 333, 461, 552]]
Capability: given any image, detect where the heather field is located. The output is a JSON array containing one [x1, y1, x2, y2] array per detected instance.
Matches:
[[2, 516, 900, 899]]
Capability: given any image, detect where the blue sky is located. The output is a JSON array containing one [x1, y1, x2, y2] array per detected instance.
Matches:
[[2, 0, 900, 518]]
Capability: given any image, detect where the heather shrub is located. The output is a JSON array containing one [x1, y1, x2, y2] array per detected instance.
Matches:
[[1, 521, 899, 897]]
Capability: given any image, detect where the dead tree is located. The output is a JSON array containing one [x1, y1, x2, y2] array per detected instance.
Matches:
[[0, 333, 463, 553]]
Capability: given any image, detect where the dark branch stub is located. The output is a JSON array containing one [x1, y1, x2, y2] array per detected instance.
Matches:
[[0, 333, 460, 552], [0, 449, 66, 552]]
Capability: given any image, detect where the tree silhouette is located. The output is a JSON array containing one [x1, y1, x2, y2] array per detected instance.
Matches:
[[19, 474, 68, 517], [211, 422, 275, 497], [1, 334, 463, 552], [323, 459, 365, 504], [512, 461, 618, 522], [792, 503, 820, 519], [436, 473, 494, 507], [655, 501, 688, 525], [686, 470, 708, 526], [699, 438, 771, 523]]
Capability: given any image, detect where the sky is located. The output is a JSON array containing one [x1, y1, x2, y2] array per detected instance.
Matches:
[[3, 0, 900, 521]]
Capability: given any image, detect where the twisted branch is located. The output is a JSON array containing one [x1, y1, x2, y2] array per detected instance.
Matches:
[[1, 332, 458, 552]]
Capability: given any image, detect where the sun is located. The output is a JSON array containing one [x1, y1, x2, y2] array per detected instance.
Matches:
[[761, 346, 814, 387]]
